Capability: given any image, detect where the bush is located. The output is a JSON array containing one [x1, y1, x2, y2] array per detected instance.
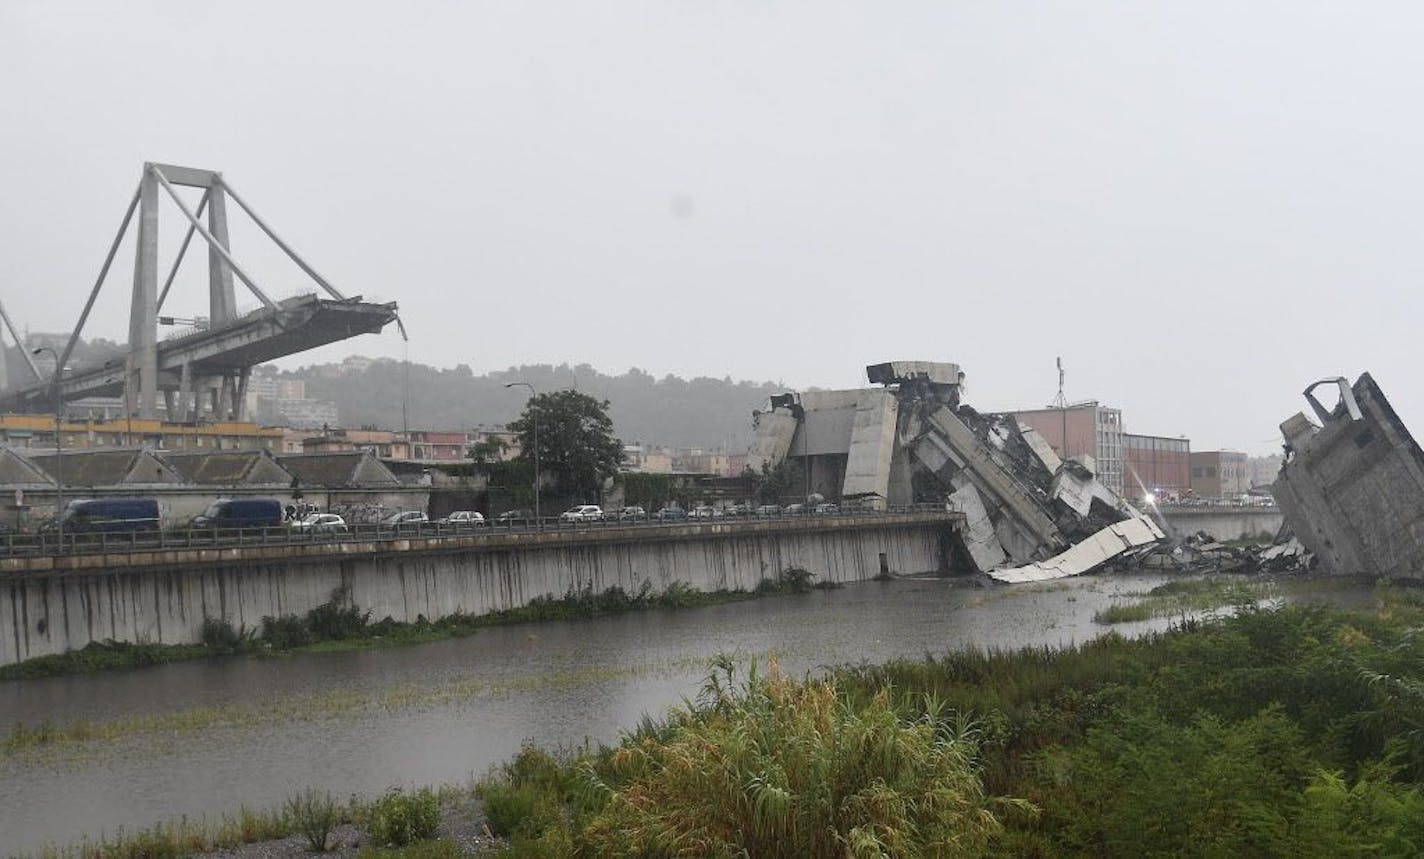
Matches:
[[755, 566, 816, 595], [287, 789, 341, 852], [200, 617, 250, 653], [578, 660, 1020, 856], [259, 614, 312, 649], [365, 788, 440, 847], [307, 587, 371, 640], [477, 746, 569, 839]]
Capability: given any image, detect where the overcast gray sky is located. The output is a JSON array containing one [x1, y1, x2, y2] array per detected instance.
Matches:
[[3, 1, 1422, 454]]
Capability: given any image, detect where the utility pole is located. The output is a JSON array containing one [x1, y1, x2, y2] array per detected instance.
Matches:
[[1051, 357, 1068, 460], [506, 382, 540, 528]]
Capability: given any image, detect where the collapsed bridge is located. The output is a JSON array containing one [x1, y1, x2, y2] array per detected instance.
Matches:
[[0, 162, 399, 421], [747, 360, 1164, 582]]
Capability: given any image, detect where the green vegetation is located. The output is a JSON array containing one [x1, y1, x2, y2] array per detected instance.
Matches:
[[363, 788, 441, 847], [0, 573, 822, 682], [287, 789, 341, 852], [468, 595, 1424, 856], [1093, 575, 1275, 624], [507, 389, 624, 501], [28, 787, 464, 858]]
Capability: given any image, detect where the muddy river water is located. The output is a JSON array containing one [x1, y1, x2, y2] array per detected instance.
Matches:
[[0, 573, 1364, 853]]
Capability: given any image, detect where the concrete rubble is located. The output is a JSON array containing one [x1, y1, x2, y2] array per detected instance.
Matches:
[[1270, 373, 1424, 579], [749, 360, 1166, 582]]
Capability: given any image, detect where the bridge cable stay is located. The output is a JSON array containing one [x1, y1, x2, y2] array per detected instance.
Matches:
[[217, 178, 346, 301], [150, 167, 277, 311], [57, 180, 144, 377], [155, 189, 211, 313], [0, 298, 42, 384]]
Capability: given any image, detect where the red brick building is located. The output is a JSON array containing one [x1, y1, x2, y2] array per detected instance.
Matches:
[[1123, 433, 1191, 501]]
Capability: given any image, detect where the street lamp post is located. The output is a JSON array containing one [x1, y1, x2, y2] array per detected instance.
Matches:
[[32, 347, 63, 548], [505, 382, 540, 529]]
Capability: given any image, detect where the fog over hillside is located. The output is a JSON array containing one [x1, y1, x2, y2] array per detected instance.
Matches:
[[291, 359, 794, 450]]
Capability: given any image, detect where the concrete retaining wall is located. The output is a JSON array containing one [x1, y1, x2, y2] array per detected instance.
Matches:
[[1159, 506, 1284, 541], [0, 515, 954, 667]]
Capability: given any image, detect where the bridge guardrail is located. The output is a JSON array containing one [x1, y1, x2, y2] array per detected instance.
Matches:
[[0, 504, 957, 560]]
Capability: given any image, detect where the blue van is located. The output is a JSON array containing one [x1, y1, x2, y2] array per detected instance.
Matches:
[[58, 498, 161, 533], [191, 497, 283, 530]]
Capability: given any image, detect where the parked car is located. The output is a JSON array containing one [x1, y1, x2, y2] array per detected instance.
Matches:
[[655, 505, 689, 521], [813, 502, 840, 515], [691, 505, 719, 519], [50, 498, 161, 533], [616, 506, 648, 521], [724, 503, 752, 517], [783, 503, 807, 515], [494, 509, 533, 526], [191, 497, 283, 530], [382, 510, 429, 528], [755, 504, 782, 516], [437, 510, 486, 528], [290, 513, 347, 533], [560, 505, 605, 523]]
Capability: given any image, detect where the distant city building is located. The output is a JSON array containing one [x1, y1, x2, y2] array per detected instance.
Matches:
[[269, 398, 340, 429], [1123, 433, 1191, 501], [0, 414, 283, 451], [1190, 450, 1251, 498], [405, 430, 467, 462], [622, 443, 673, 473], [1013, 402, 1125, 495]]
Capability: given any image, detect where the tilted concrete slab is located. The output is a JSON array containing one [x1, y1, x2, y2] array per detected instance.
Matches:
[[1273, 373, 1424, 578], [989, 514, 1165, 583], [842, 390, 899, 501], [746, 407, 799, 473], [946, 478, 1007, 571], [918, 405, 1065, 562]]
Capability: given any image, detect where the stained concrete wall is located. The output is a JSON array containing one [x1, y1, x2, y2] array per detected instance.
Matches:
[[1159, 506, 1283, 541], [0, 515, 954, 667], [1274, 374, 1424, 578]]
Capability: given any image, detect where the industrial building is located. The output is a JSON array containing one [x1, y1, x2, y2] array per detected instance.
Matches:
[[1123, 433, 1192, 501], [1012, 403, 1125, 495], [1190, 450, 1251, 498]]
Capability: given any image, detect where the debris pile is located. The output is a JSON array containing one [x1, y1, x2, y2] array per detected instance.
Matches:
[[1117, 532, 1313, 576], [748, 361, 1165, 582]]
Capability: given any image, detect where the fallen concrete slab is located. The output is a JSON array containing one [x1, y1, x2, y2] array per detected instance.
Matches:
[[990, 514, 1166, 583]]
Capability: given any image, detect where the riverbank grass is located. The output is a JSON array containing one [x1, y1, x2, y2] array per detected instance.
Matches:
[[467, 596, 1424, 855], [1093, 575, 1275, 623]]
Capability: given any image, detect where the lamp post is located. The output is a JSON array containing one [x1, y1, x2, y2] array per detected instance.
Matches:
[[32, 347, 63, 548], [505, 382, 540, 528]]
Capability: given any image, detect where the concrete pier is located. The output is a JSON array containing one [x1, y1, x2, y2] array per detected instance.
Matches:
[[1, 512, 959, 667]]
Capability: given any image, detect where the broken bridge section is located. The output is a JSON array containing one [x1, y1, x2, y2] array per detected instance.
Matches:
[[1273, 373, 1424, 579], [747, 360, 1164, 582]]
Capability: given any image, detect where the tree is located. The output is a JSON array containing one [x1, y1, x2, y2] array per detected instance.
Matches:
[[509, 390, 624, 501], [467, 436, 507, 464]]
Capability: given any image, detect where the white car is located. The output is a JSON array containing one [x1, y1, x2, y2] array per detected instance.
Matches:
[[438, 510, 486, 528], [382, 511, 429, 528], [291, 513, 347, 533], [560, 505, 605, 523]]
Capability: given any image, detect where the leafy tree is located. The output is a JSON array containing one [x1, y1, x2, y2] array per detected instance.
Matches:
[[753, 459, 798, 504], [509, 390, 623, 501], [467, 437, 507, 464]]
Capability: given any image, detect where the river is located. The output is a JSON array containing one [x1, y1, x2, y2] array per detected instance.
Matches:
[[0, 573, 1350, 853]]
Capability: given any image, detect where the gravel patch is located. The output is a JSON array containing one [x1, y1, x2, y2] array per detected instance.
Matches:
[[199, 796, 498, 858]]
